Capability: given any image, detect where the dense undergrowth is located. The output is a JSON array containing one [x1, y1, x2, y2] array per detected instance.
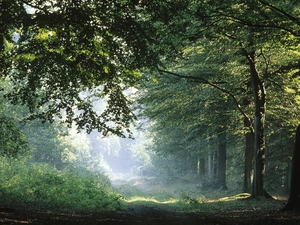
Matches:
[[0, 157, 125, 212]]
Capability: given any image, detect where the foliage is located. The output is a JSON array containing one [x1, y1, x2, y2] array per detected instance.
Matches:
[[0, 116, 29, 157], [21, 120, 69, 169], [1, 0, 163, 137], [135, 50, 247, 185], [133, 0, 300, 196], [1, 0, 300, 206], [0, 157, 125, 212]]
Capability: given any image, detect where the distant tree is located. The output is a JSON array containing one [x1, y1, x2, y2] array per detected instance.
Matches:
[[217, 127, 227, 190], [0, 116, 29, 157], [23, 120, 67, 169]]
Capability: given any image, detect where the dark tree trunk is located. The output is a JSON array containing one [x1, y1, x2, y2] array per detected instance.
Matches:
[[285, 161, 291, 193], [213, 150, 218, 179], [284, 138, 294, 193], [217, 130, 227, 190], [244, 50, 267, 198], [282, 125, 300, 211], [207, 155, 212, 178], [243, 117, 254, 193]]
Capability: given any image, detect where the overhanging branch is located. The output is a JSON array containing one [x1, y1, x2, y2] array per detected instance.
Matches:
[[19, 0, 49, 14], [258, 0, 300, 26], [158, 68, 254, 134], [157, 68, 227, 85]]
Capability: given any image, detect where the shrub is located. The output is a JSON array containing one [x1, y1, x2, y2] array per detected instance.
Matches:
[[0, 158, 125, 212]]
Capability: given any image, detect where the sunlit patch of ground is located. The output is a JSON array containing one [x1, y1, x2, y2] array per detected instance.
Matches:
[[113, 175, 247, 203], [217, 193, 251, 202], [271, 194, 288, 201], [113, 175, 289, 215], [125, 196, 178, 204]]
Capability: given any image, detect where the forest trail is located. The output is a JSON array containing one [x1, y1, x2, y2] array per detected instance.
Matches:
[[1, 202, 300, 225]]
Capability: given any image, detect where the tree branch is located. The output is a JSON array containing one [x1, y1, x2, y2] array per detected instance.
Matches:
[[258, 0, 300, 26], [218, 13, 300, 37], [158, 68, 254, 134], [19, 0, 49, 14], [157, 68, 227, 84]]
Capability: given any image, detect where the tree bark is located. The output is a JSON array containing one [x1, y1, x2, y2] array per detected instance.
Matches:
[[217, 130, 227, 190], [244, 50, 266, 198], [213, 150, 218, 179], [243, 117, 254, 193], [282, 125, 300, 211], [284, 138, 294, 193], [208, 155, 212, 178]]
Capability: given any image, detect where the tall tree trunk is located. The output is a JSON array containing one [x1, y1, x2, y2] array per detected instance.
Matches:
[[208, 155, 212, 178], [217, 129, 227, 190], [245, 50, 266, 197], [243, 116, 254, 193], [285, 138, 295, 192], [213, 150, 218, 179], [285, 160, 291, 193], [282, 125, 300, 211], [199, 157, 206, 178]]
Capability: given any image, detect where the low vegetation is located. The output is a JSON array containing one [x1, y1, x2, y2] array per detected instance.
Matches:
[[113, 176, 287, 212], [0, 157, 125, 212], [1, 173, 297, 225]]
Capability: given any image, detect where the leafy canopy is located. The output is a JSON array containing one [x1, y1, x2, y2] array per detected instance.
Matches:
[[1, 0, 166, 137]]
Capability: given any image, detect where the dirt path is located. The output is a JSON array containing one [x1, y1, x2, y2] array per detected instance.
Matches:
[[1, 204, 300, 225]]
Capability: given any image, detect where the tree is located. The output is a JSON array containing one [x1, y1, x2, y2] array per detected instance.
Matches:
[[0, 116, 29, 157], [243, 48, 267, 198], [23, 120, 68, 169], [0, 80, 29, 158], [243, 116, 254, 193], [0, 1, 28, 65], [1, 0, 167, 137], [156, 0, 300, 197], [217, 127, 228, 190], [136, 0, 300, 196], [282, 125, 300, 211], [1, 1, 300, 196], [136, 51, 243, 186]]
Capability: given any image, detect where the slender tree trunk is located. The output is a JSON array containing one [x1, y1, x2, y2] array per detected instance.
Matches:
[[208, 155, 212, 178], [217, 130, 227, 190], [213, 150, 218, 179], [245, 50, 266, 198], [243, 117, 254, 193], [199, 157, 206, 177], [282, 125, 300, 211]]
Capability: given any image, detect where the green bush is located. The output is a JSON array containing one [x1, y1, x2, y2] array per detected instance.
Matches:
[[0, 117, 29, 157], [0, 158, 125, 212]]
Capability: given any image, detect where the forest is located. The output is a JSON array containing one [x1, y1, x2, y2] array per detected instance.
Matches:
[[0, 0, 300, 224]]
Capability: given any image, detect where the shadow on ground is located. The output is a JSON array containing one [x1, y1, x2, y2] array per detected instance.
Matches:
[[1, 198, 300, 225]]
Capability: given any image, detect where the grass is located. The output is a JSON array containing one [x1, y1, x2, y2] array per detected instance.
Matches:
[[125, 196, 178, 205], [122, 192, 286, 212], [113, 177, 287, 212]]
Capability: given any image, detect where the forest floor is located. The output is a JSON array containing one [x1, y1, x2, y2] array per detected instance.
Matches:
[[1, 176, 300, 224], [1, 201, 300, 225]]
